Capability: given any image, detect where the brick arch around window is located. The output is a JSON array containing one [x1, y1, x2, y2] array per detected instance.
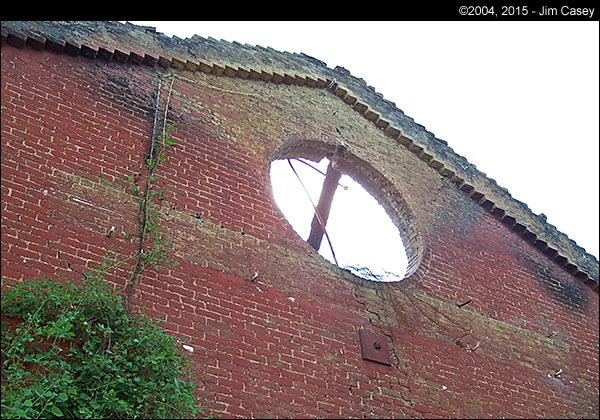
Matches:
[[271, 138, 426, 280]]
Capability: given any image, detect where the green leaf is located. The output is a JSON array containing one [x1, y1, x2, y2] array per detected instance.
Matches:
[[49, 405, 64, 417], [57, 392, 68, 403], [14, 409, 28, 418], [32, 384, 45, 397]]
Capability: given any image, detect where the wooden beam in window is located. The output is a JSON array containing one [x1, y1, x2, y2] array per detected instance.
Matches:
[[307, 161, 342, 251]]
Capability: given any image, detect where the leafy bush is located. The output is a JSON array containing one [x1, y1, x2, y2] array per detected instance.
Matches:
[[1, 277, 204, 419]]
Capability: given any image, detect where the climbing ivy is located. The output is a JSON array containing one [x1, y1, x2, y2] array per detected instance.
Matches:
[[121, 123, 180, 302], [1, 104, 206, 418], [1, 276, 204, 419]]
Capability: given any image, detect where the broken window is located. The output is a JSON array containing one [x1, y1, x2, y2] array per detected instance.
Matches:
[[270, 157, 409, 282]]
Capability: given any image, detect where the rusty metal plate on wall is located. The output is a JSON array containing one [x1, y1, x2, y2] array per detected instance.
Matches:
[[359, 329, 391, 365]]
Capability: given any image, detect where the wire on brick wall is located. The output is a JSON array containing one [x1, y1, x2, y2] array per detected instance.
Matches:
[[161, 75, 175, 144], [149, 77, 162, 160]]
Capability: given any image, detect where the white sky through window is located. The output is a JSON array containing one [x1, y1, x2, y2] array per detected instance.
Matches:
[[270, 158, 408, 281]]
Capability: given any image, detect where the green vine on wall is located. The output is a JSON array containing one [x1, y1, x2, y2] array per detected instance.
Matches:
[[123, 123, 179, 303], [1, 276, 203, 419], [1, 76, 208, 418]]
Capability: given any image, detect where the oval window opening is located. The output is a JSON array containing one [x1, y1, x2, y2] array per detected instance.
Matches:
[[270, 157, 409, 282]]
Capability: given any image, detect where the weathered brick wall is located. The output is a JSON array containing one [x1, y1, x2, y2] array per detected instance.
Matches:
[[2, 38, 598, 419]]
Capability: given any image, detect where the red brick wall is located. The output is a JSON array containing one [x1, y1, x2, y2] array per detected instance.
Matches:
[[2, 45, 598, 418]]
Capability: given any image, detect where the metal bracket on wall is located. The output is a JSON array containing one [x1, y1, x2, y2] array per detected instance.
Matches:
[[359, 329, 391, 365]]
